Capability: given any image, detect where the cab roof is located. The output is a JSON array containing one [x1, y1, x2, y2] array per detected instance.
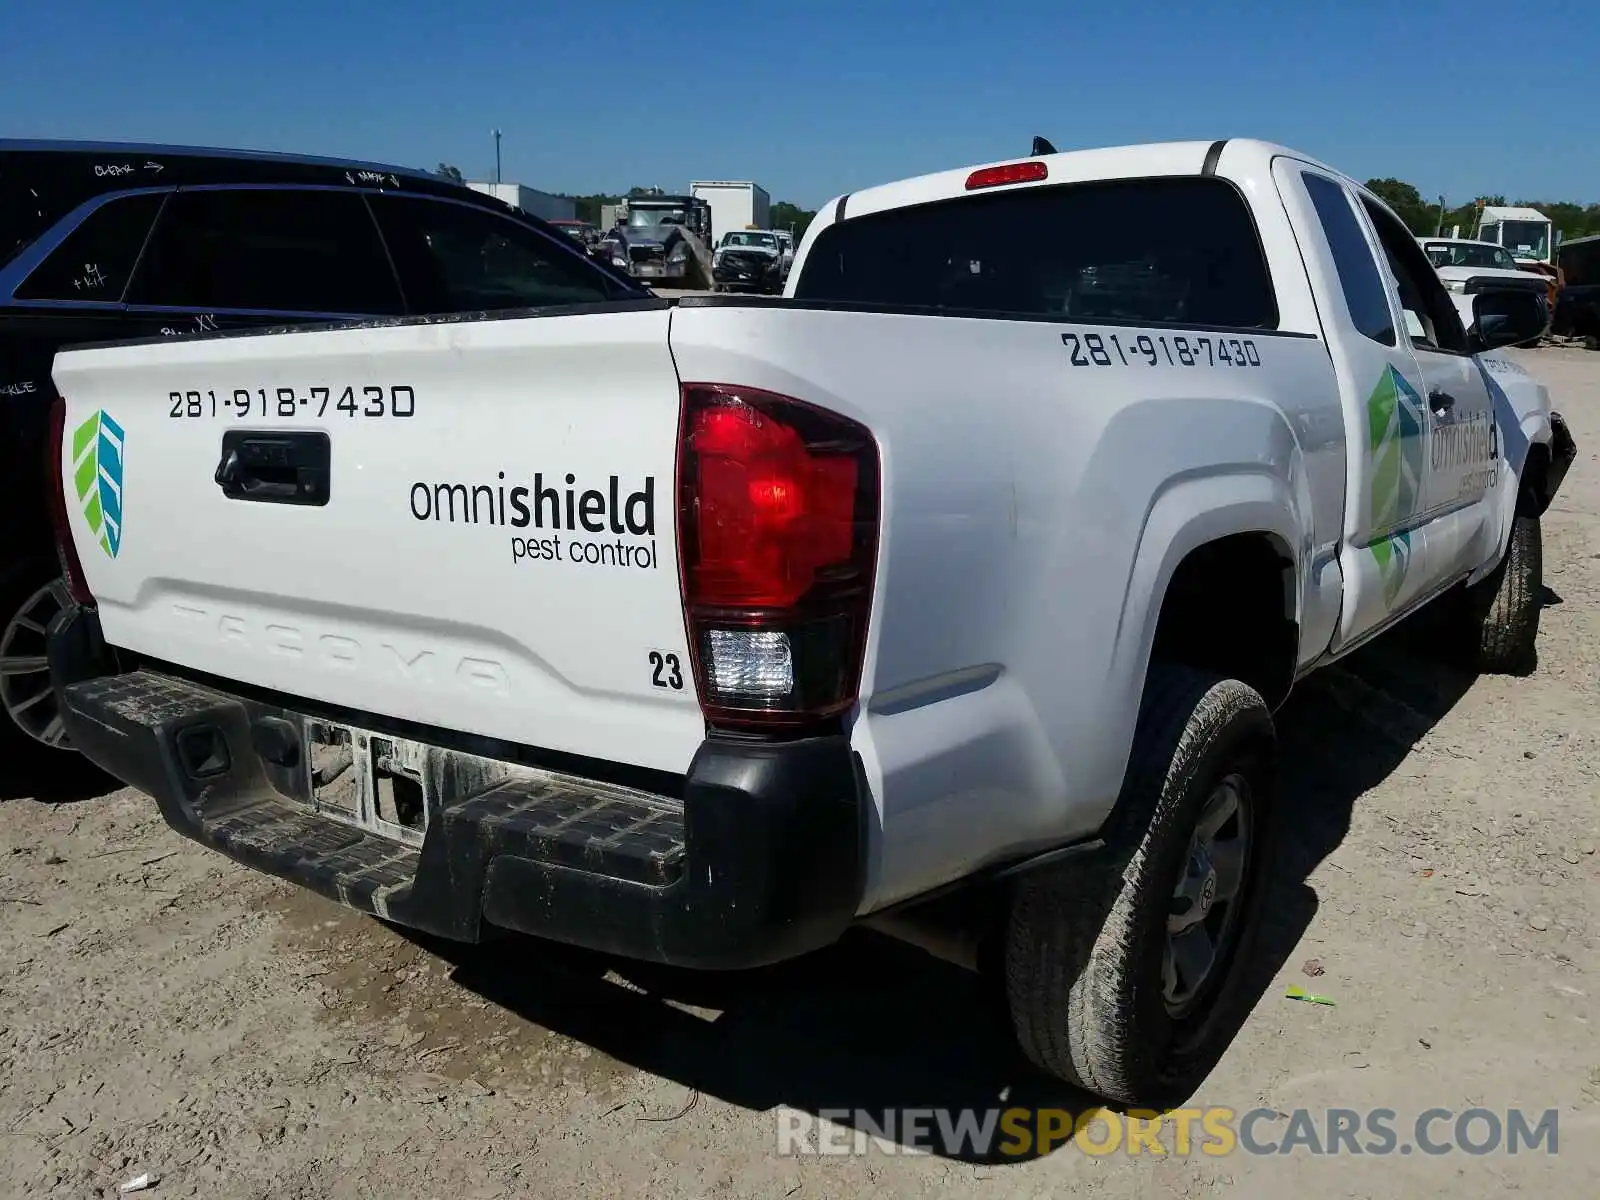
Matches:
[[818, 138, 1352, 224]]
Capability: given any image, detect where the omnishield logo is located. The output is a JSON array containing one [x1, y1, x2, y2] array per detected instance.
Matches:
[[71, 410, 126, 558], [409, 470, 661, 570]]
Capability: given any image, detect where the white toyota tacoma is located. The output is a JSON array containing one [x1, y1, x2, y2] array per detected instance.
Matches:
[[46, 139, 1574, 1108]]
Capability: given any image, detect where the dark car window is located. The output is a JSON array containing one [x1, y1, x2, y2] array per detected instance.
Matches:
[[12, 192, 165, 302], [1302, 172, 1396, 347], [1424, 241, 1518, 271], [370, 195, 620, 314], [125, 187, 404, 314], [1362, 198, 1468, 354], [793, 176, 1278, 329]]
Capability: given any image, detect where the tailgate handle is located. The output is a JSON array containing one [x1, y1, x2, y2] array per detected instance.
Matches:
[[215, 431, 330, 506]]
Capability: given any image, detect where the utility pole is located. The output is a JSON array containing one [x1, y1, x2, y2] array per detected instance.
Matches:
[[493, 129, 502, 184], [1436, 194, 1446, 237]]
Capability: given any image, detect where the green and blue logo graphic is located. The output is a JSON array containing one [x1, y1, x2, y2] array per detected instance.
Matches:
[[1366, 365, 1424, 604], [70, 409, 126, 559]]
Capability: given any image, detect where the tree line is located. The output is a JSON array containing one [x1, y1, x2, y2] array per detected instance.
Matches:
[[1364, 178, 1600, 243]]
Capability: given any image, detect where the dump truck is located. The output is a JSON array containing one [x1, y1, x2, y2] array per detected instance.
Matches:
[[603, 194, 714, 287]]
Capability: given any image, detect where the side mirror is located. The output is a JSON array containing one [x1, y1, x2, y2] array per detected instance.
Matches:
[[1470, 289, 1546, 352]]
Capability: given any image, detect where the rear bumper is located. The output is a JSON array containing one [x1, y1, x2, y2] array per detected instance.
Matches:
[[48, 608, 867, 969]]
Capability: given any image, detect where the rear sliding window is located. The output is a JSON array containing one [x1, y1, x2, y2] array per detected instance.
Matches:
[[794, 177, 1278, 329]]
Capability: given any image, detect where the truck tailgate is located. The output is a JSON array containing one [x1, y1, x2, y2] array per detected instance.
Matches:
[[52, 309, 704, 774]]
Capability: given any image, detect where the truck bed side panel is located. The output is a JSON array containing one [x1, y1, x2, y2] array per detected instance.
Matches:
[[667, 301, 1343, 908]]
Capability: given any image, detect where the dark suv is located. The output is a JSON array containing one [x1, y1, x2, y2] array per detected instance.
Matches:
[[1, 139, 648, 772]]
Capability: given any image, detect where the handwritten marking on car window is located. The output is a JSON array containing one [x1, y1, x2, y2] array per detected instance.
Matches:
[[0, 380, 37, 397], [346, 170, 401, 188], [71, 263, 109, 292], [94, 162, 163, 176]]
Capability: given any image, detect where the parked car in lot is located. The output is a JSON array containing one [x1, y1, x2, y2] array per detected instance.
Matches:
[[47, 138, 1571, 1108], [711, 229, 784, 292], [1419, 236, 1552, 340], [0, 138, 647, 773]]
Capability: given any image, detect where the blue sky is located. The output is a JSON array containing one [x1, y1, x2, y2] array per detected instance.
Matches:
[[4, 0, 1596, 209]]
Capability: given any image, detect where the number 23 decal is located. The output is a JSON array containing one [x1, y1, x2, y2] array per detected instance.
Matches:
[[649, 650, 684, 690]]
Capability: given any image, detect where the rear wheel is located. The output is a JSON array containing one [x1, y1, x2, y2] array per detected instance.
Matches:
[[1003, 667, 1277, 1108], [0, 564, 77, 768]]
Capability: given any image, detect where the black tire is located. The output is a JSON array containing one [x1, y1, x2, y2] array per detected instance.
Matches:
[[1004, 666, 1278, 1108], [1457, 512, 1541, 675]]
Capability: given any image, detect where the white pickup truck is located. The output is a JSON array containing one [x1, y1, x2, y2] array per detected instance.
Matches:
[[46, 139, 1574, 1108]]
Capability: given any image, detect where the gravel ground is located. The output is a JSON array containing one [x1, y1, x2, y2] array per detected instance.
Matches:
[[3, 348, 1598, 1198]]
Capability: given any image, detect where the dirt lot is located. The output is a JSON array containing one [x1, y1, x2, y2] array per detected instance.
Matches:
[[3, 348, 1598, 1198]]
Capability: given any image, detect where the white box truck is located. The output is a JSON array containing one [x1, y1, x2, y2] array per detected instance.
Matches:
[[690, 180, 771, 244], [467, 182, 577, 224]]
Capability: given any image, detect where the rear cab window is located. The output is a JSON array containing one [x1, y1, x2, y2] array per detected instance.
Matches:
[[793, 176, 1278, 330]]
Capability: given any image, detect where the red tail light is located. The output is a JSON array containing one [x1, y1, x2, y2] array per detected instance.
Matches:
[[965, 161, 1048, 190], [676, 384, 879, 732], [47, 395, 95, 606]]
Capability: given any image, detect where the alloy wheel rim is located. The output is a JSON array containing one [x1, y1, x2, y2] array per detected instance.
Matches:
[[1162, 772, 1252, 1018], [0, 578, 74, 749]]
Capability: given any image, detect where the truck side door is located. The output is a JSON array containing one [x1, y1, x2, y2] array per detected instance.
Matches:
[[1351, 195, 1500, 559], [1276, 162, 1501, 651], [1275, 161, 1436, 647]]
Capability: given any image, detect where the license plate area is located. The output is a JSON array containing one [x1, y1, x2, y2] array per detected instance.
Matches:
[[306, 720, 428, 847]]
